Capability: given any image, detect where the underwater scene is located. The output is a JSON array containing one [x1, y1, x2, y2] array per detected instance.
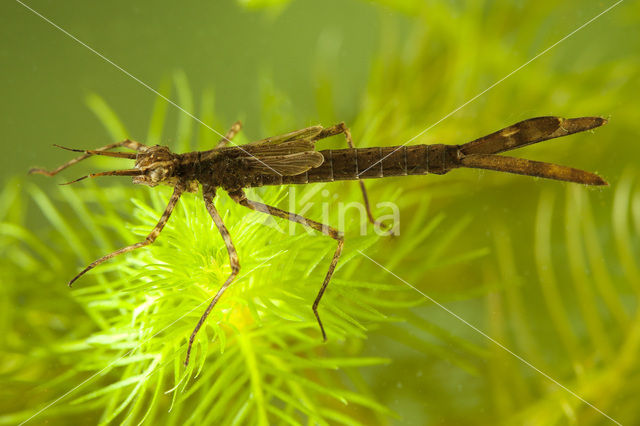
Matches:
[[1, 1, 639, 424]]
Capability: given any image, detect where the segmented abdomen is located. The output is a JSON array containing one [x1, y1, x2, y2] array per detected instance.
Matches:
[[249, 144, 458, 187]]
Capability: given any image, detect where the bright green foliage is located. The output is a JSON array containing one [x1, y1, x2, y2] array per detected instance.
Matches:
[[2, 0, 640, 425], [0, 83, 427, 424]]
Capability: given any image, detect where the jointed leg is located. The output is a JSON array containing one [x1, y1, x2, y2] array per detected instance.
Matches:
[[68, 183, 183, 287], [29, 139, 146, 177], [229, 189, 343, 341], [315, 122, 388, 230], [215, 120, 243, 148], [185, 186, 240, 366]]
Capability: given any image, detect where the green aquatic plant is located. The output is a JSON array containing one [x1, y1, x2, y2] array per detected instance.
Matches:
[[476, 178, 640, 425], [3, 1, 640, 424], [1, 77, 440, 424], [6, 79, 636, 424], [319, 2, 639, 424]]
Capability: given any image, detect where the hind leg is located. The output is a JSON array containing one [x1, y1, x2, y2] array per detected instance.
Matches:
[[229, 189, 343, 341]]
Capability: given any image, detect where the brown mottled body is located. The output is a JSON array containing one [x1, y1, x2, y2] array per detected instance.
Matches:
[[252, 145, 458, 187], [29, 116, 608, 366]]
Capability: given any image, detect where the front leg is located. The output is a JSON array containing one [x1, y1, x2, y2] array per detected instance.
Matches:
[[185, 186, 240, 366], [68, 183, 183, 286], [228, 189, 343, 342]]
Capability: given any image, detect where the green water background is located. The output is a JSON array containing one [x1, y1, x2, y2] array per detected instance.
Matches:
[[2, 0, 640, 424]]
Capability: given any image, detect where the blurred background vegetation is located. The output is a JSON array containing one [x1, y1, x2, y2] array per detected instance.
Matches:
[[1, 0, 639, 424]]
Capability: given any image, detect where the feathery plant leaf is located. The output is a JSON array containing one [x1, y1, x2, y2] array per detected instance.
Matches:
[[3, 1, 638, 424], [483, 181, 640, 424], [1, 74, 423, 425]]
